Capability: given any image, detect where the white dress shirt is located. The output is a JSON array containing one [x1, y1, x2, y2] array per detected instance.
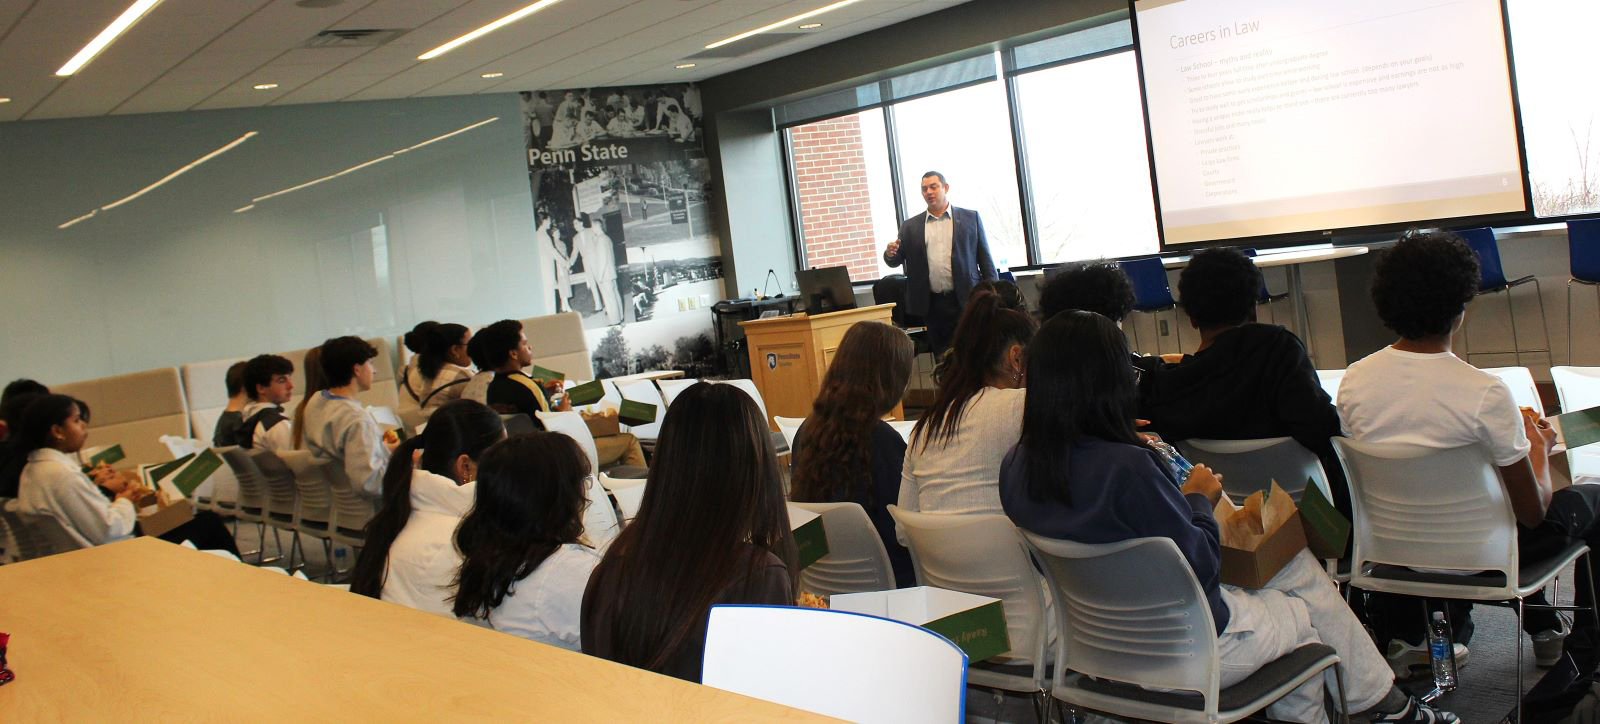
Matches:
[[302, 391, 389, 498], [16, 447, 136, 549], [381, 469, 475, 617], [924, 206, 955, 293], [465, 543, 601, 651]]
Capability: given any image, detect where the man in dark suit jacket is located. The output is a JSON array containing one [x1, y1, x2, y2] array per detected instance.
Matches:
[[882, 171, 997, 354]]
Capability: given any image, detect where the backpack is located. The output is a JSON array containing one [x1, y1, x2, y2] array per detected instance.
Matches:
[[238, 407, 288, 450]]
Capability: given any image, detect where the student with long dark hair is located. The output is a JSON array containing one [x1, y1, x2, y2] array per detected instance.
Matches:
[[900, 290, 1037, 516], [349, 400, 504, 615], [1000, 312, 1455, 724], [582, 382, 797, 682], [0, 379, 49, 497], [790, 321, 916, 587], [291, 347, 327, 450], [12, 394, 238, 554], [401, 322, 474, 412], [452, 432, 599, 650]]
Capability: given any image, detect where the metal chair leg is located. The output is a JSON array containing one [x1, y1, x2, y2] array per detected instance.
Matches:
[[1517, 597, 1525, 724], [1505, 288, 1522, 368], [1533, 278, 1553, 368], [1587, 551, 1600, 629], [1333, 658, 1351, 724], [1570, 280, 1578, 365]]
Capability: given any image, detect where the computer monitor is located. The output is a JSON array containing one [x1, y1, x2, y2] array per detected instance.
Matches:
[[796, 266, 856, 315]]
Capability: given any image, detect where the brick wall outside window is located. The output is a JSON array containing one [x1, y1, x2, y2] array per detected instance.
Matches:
[[789, 115, 884, 282]]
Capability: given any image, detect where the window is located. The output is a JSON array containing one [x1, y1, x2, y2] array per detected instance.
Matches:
[[893, 81, 1029, 270], [1015, 52, 1159, 263], [787, 109, 901, 282], [1508, 0, 1600, 217]]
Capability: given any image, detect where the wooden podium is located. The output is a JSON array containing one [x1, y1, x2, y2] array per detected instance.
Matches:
[[739, 303, 899, 427]]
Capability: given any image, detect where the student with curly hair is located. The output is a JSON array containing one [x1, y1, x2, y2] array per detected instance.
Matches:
[[789, 321, 916, 587], [1037, 260, 1137, 324], [1135, 247, 1347, 513], [1340, 229, 1600, 675]]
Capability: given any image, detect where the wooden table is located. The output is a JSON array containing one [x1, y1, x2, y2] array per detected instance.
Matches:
[[0, 538, 828, 721]]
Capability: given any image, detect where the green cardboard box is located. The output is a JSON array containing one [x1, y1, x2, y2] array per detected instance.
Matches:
[[85, 444, 125, 468], [786, 504, 830, 570], [618, 399, 657, 427], [830, 587, 1011, 663], [1558, 405, 1600, 451], [527, 365, 566, 383], [567, 380, 606, 406], [1299, 478, 1351, 560]]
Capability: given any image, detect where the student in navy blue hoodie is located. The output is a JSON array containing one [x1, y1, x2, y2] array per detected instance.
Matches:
[[998, 311, 1454, 724]]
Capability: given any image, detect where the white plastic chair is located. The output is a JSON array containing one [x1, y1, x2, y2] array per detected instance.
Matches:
[[219, 447, 275, 565], [1333, 436, 1596, 720], [788, 501, 895, 596], [250, 449, 302, 571], [600, 473, 647, 522], [656, 378, 699, 408], [1552, 366, 1600, 483], [582, 473, 621, 548], [1173, 437, 1334, 504], [774, 416, 806, 449], [887, 419, 917, 443], [1315, 369, 1345, 401], [278, 449, 338, 580], [536, 410, 601, 473], [888, 506, 1051, 719], [719, 378, 769, 422], [703, 604, 967, 723], [1022, 534, 1347, 724], [1484, 366, 1545, 416]]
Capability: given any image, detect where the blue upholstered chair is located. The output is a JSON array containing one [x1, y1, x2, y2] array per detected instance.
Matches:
[[1119, 256, 1183, 355], [1456, 227, 1551, 368], [1567, 220, 1600, 363]]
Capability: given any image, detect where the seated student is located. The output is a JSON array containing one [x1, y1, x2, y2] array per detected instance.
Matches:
[[459, 333, 494, 407], [302, 337, 392, 498], [479, 320, 561, 417], [349, 400, 504, 616], [1037, 260, 1137, 325], [899, 291, 1036, 516], [401, 322, 474, 412], [291, 347, 327, 450], [1001, 311, 1456, 724], [1134, 247, 1349, 515], [582, 382, 796, 682], [1339, 230, 1600, 672], [0, 379, 49, 495], [972, 278, 1028, 314], [11, 394, 239, 554], [480, 319, 646, 469], [238, 355, 295, 452], [212, 362, 249, 446], [453, 432, 601, 650], [790, 321, 917, 588]]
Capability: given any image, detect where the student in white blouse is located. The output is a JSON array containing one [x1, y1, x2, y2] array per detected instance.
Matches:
[[452, 431, 600, 651], [899, 291, 1037, 517], [11, 394, 238, 554], [400, 322, 475, 412], [348, 400, 506, 616]]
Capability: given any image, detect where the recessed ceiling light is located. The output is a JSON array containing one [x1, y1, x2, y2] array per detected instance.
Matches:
[[799, 23, 822, 29], [56, 0, 166, 76], [418, 0, 565, 61], [252, 83, 278, 90], [706, 0, 859, 49], [675, 63, 696, 69], [480, 72, 504, 78]]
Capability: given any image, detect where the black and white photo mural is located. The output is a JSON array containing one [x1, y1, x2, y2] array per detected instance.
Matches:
[[519, 83, 726, 378]]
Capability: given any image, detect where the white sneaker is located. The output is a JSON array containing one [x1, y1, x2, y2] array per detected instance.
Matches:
[[1532, 615, 1571, 668], [1385, 639, 1470, 681]]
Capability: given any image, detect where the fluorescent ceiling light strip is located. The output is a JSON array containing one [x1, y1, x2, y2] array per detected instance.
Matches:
[[234, 205, 255, 213], [58, 210, 98, 229], [393, 116, 499, 154], [418, 0, 565, 61], [705, 0, 859, 49], [100, 131, 257, 211], [56, 0, 165, 76]]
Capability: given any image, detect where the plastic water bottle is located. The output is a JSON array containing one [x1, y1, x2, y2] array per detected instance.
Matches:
[[333, 547, 348, 576], [1428, 611, 1458, 692]]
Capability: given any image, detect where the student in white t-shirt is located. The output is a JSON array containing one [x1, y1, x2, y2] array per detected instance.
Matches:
[[1339, 229, 1600, 675], [451, 431, 600, 651]]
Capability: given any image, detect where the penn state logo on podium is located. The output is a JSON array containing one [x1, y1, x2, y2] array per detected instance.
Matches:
[[766, 353, 778, 370]]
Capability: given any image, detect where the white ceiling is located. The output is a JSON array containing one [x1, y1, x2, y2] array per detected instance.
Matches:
[[0, 0, 970, 122]]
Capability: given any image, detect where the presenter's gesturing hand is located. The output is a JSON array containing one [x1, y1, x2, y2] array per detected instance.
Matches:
[[885, 240, 900, 258]]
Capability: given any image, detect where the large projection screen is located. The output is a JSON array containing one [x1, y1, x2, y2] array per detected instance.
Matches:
[[1131, 0, 1529, 246]]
